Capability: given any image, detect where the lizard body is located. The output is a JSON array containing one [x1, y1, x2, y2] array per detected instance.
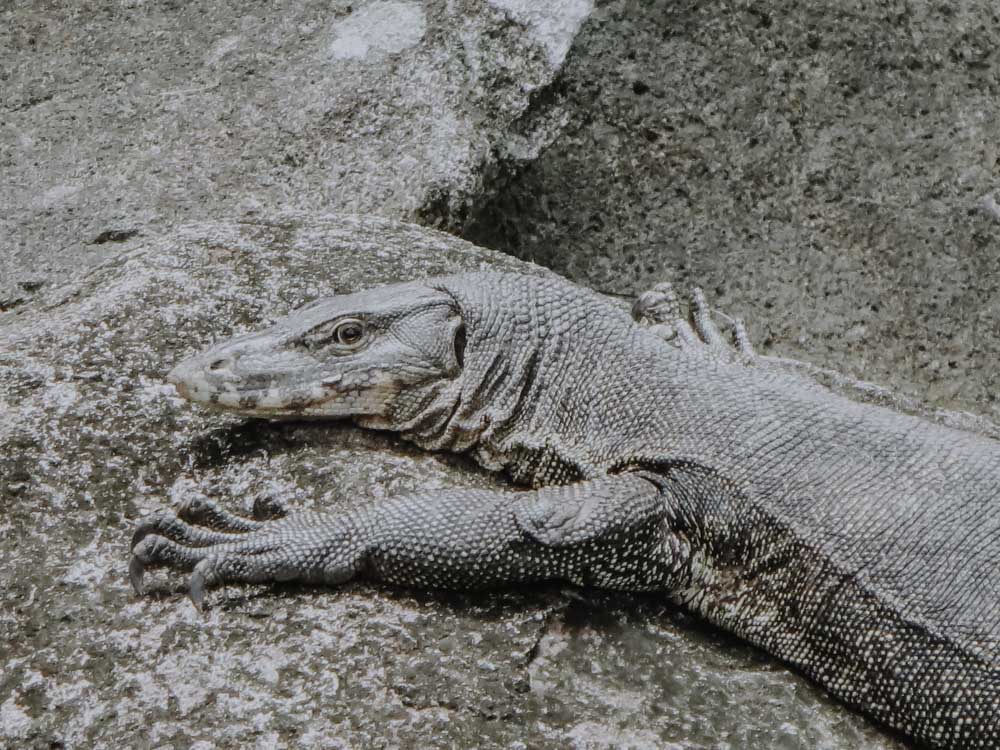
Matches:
[[132, 272, 1000, 749]]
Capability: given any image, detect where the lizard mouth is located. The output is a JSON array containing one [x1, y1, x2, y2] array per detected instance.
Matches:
[[166, 359, 345, 415]]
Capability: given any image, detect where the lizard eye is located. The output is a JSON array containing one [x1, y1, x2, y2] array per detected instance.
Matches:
[[301, 317, 367, 351], [334, 319, 364, 346]]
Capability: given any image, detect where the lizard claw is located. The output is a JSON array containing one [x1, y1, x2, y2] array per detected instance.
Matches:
[[129, 553, 146, 595], [189, 558, 214, 611]]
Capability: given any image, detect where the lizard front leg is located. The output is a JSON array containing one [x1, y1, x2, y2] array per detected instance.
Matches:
[[130, 473, 689, 609]]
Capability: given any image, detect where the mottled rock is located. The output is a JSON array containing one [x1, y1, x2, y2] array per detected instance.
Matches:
[[466, 0, 1000, 419], [1, 0, 591, 293], [0, 215, 903, 748]]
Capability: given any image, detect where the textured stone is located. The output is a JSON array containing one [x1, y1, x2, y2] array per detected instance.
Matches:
[[0, 0, 590, 297], [466, 0, 1000, 419]]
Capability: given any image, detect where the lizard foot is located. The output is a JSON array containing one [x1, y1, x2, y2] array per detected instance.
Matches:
[[632, 282, 754, 360], [130, 504, 365, 610]]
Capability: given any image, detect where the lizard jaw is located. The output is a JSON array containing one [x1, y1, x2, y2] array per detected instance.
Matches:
[[165, 358, 335, 413], [166, 357, 394, 418]]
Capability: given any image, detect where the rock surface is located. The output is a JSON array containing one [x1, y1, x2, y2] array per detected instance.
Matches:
[[4, 1, 993, 746], [466, 0, 1000, 419], [1, 0, 589, 300], [0, 215, 905, 749]]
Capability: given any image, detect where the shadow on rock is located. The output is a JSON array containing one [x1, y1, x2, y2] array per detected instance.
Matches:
[[184, 419, 315, 469]]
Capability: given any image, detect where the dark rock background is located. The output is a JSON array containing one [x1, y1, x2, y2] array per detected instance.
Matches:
[[467, 0, 1000, 417]]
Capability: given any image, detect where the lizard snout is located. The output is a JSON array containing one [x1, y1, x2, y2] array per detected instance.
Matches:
[[166, 360, 198, 400], [166, 355, 227, 403]]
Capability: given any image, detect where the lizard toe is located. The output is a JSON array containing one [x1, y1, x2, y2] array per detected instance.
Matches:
[[131, 511, 178, 550], [177, 495, 263, 532], [132, 510, 250, 550], [731, 318, 756, 357], [689, 287, 726, 348], [187, 549, 321, 610]]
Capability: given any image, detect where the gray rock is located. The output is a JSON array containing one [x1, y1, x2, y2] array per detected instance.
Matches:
[[466, 0, 1000, 420], [0, 0, 590, 298], [0, 215, 903, 748]]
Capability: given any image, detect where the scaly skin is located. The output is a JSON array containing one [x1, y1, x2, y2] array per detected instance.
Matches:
[[131, 272, 1000, 749]]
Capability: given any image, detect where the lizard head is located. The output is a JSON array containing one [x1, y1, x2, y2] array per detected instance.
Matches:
[[166, 280, 466, 422]]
